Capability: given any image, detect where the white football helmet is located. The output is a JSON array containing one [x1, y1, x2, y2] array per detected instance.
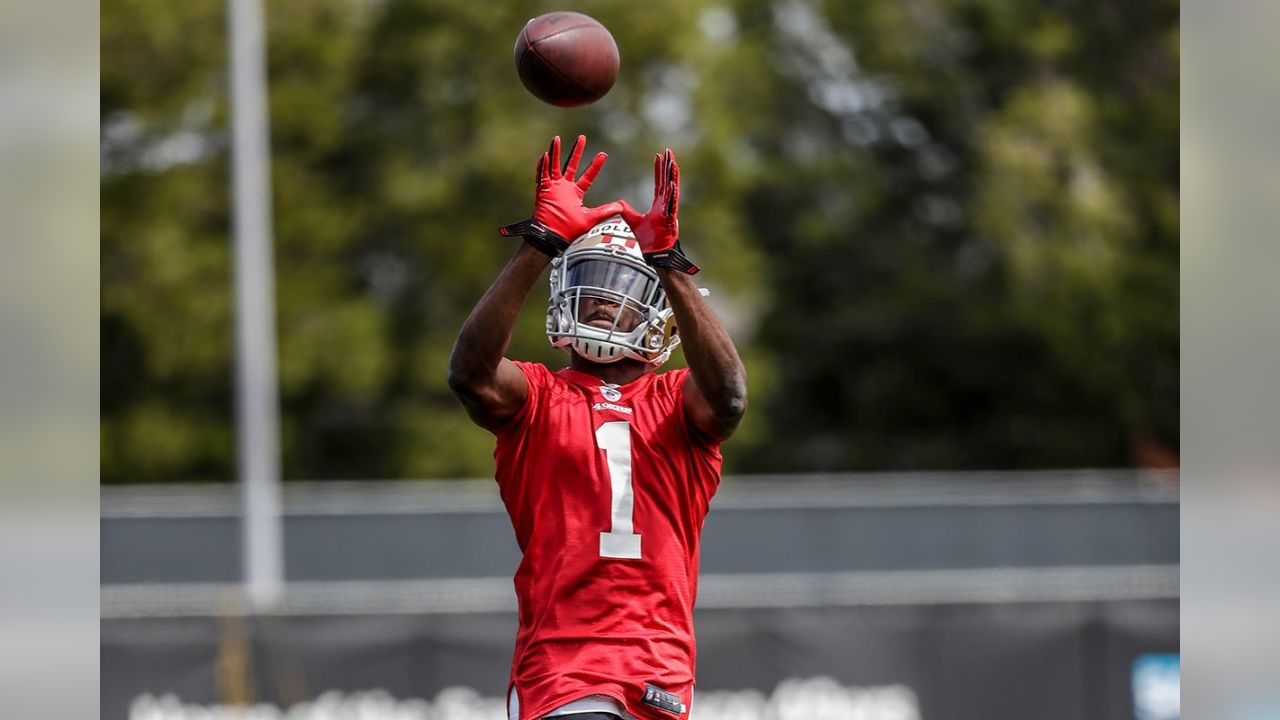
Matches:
[[547, 217, 681, 366]]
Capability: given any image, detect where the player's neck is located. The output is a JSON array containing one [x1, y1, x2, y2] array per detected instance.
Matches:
[[568, 353, 649, 385]]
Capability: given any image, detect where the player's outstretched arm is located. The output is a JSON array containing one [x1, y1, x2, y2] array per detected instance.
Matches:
[[448, 243, 545, 431], [620, 149, 747, 440], [660, 268, 748, 440], [449, 134, 622, 431]]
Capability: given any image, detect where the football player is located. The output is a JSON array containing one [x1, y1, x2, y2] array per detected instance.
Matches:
[[448, 134, 748, 720]]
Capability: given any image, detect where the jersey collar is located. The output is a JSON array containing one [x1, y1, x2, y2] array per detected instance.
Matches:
[[557, 366, 654, 393]]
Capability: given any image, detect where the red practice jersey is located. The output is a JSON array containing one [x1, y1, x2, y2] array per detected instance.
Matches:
[[492, 361, 723, 720]]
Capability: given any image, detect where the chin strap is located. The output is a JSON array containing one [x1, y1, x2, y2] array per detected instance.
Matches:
[[499, 219, 570, 258]]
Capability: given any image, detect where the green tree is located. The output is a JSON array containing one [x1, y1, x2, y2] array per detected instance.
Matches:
[[102, 0, 1178, 483], [730, 0, 1178, 470]]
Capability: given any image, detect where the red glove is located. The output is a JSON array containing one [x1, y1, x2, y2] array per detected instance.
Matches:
[[500, 135, 622, 257], [619, 148, 699, 275]]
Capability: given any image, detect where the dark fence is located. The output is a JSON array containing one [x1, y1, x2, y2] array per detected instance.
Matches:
[[103, 599, 1177, 720], [102, 471, 1179, 720]]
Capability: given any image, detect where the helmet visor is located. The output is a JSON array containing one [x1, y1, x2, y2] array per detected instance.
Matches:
[[564, 258, 657, 306]]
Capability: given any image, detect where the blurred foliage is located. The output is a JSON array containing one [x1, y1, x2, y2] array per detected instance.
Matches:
[[101, 0, 1178, 483]]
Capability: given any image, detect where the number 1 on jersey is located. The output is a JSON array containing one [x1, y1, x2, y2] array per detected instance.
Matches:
[[596, 421, 642, 559]]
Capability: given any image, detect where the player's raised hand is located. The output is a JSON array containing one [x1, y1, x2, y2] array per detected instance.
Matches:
[[500, 135, 622, 257], [619, 148, 680, 255], [619, 148, 698, 274]]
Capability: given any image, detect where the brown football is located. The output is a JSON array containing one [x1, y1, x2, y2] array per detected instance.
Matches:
[[514, 11, 620, 107]]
